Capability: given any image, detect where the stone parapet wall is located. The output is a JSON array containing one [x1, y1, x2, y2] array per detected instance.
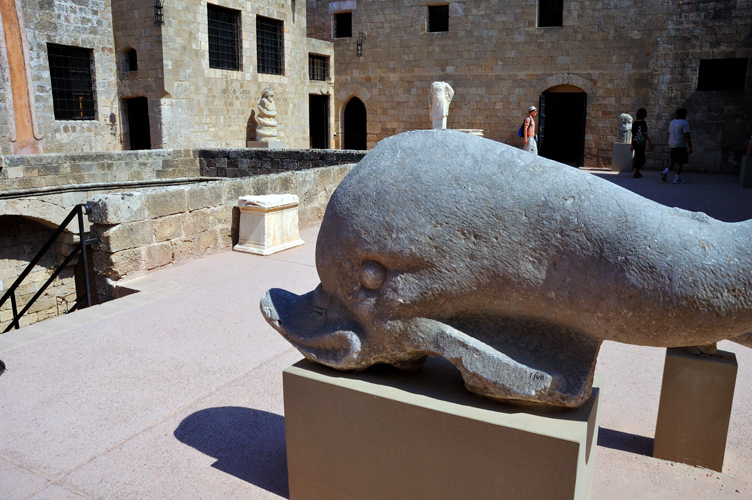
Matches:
[[88, 163, 354, 300], [0, 149, 199, 193], [198, 148, 366, 177]]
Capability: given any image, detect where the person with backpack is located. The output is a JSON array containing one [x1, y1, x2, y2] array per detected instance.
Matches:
[[630, 108, 653, 178], [520, 106, 538, 155]]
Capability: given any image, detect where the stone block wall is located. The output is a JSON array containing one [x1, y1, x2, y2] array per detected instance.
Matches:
[[0, 216, 77, 330], [156, 0, 336, 149], [1, 0, 122, 155], [198, 148, 366, 176], [0, 149, 199, 194], [307, 0, 752, 171], [88, 163, 354, 300]]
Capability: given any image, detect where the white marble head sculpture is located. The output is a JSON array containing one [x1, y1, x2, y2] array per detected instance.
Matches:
[[617, 113, 633, 143]]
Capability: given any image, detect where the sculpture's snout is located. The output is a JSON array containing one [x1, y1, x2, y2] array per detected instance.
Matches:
[[260, 286, 364, 369]]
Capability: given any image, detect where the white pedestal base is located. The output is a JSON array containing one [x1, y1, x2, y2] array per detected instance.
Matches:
[[611, 142, 634, 172], [233, 194, 304, 256]]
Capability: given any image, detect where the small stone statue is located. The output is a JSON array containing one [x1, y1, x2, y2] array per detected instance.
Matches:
[[429, 82, 454, 130], [256, 87, 278, 141], [617, 113, 633, 143]]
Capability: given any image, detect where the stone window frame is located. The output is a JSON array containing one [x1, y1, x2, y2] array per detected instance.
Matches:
[[427, 4, 449, 33], [538, 0, 564, 28], [207, 4, 243, 71], [333, 12, 353, 39], [309, 54, 330, 81], [256, 15, 284, 76], [46, 43, 97, 121]]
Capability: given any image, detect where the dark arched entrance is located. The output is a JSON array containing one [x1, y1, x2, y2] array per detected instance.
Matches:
[[539, 85, 587, 167], [343, 97, 367, 150]]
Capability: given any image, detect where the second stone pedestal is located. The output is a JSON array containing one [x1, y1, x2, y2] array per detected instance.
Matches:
[[284, 357, 602, 500], [653, 347, 737, 472], [611, 142, 634, 172], [233, 194, 304, 255]]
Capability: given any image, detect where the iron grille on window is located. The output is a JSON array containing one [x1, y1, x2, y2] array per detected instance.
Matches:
[[257, 16, 283, 75], [697, 58, 748, 91], [539, 0, 563, 27], [309, 54, 329, 81], [334, 12, 352, 38], [47, 44, 95, 121], [427, 5, 449, 32], [208, 4, 241, 71]]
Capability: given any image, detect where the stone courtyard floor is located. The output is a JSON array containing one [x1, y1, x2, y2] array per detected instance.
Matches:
[[1, 169, 752, 499]]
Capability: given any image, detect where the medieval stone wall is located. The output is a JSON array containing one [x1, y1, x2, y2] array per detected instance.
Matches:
[[88, 163, 354, 300], [307, 0, 752, 171], [156, 0, 334, 149], [4, 0, 123, 154]]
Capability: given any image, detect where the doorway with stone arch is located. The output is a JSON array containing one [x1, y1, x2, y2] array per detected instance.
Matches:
[[538, 84, 587, 167], [343, 97, 367, 150]]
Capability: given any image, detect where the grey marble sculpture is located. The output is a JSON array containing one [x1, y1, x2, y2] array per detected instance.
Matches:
[[255, 87, 278, 141], [617, 113, 633, 143], [261, 130, 752, 407]]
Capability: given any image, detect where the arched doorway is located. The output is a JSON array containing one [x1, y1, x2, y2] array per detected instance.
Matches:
[[539, 84, 587, 167], [343, 97, 367, 150]]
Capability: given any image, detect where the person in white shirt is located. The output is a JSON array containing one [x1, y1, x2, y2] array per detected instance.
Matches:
[[662, 108, 693, 184]]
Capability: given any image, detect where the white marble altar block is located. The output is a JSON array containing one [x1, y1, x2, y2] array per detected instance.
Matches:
[[455, 129, 485, 137], [233, 194, 304, 255], [611, 143, 634, 172]]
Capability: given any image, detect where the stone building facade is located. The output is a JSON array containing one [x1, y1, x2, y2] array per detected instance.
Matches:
[[306, 0, 752, 170], [0, 0, 335, 154]]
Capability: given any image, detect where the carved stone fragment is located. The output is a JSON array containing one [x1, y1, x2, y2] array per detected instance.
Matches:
[[261, 130, 752, 407]]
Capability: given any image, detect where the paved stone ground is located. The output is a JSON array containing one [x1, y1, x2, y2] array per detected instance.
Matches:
[[1, 170, 751, 499]]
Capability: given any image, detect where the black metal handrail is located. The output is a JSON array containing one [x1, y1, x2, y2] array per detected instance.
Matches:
[[0, 203, 99, 333]]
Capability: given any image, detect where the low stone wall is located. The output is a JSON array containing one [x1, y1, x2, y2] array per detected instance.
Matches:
[[0, 149, 199, 193], [198, 149, 366, 177], [88, 163, 355, 300]]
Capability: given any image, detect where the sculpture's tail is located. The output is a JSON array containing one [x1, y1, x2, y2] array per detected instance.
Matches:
[[730, 332, 752, 349]]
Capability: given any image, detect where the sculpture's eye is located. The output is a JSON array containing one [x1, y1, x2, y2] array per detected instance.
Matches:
[[361, 261, 387, 290]]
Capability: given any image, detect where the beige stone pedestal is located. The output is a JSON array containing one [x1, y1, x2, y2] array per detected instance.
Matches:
[[611, 142, 634, 172], [284, 357, 602, 500], [247, 140, 286, 149], [455, 129, 484, 137], [654, 347, 738, 472], [233, 194, 304, 255]]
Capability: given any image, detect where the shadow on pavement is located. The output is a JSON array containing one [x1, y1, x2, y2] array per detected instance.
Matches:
[[174, 406, 289, 498], [597, 427, 654, 457]]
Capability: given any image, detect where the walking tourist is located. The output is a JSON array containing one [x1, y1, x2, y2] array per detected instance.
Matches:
[[630, 108, 652, 178], [522, 106, 538, 155], [662, 108, 692, 184]]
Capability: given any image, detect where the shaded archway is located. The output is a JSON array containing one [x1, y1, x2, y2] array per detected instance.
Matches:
[[343, 97, 367, 150], [539, 84, 587, 167]]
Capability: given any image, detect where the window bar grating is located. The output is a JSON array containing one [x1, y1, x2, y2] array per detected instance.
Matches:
[[309, 54, 329, 81], [208, 5, 241, 71], [257, 16, 283, 75], [47, 44, 95, 121]]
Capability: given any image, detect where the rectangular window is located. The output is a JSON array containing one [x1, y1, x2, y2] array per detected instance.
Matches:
[[47, 44, 96, 121], [539, 0, 563, 28], [334, 12, 352, 38], [427, 5, 449, 32], [309, 54, 329, 81], [208, 4, 241, 71], [257, 16, 283, 75], [697, 58, 748, 91]]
